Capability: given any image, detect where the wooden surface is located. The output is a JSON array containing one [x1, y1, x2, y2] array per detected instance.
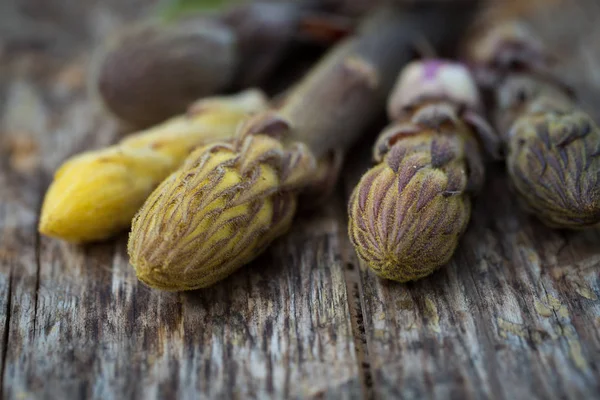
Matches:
[[1, 1, 599, 399]]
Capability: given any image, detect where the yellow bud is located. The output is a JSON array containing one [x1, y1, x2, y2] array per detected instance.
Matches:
[[39, 90, 268, 243]]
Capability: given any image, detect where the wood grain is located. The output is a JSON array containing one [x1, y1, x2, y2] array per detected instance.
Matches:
[[338, 4, 600, 398], [1, 0, 600, 399], [12, 208, 360, 399], [0, 1, 361, 399], [0, 65, 47, 400], [343, 151, 600, 399]]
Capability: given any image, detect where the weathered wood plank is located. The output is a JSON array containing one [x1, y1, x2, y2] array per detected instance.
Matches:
[[342, 137, 600, 399], [0, 2, 363, 399], [17, 205, 360, 399], [339, 4, 600, 397], [0, 73, 47, 400], [3, 1, 600, 399], [0, 4, 131, 394]]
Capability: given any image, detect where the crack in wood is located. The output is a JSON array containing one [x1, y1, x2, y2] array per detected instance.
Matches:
[[0, 196, 7, 400], [335, 184, 374, 400], [342, 257, 373, 400], [32, 208, 42, 341], [0, 272, 12, 400], [464, 261, 508, 400]]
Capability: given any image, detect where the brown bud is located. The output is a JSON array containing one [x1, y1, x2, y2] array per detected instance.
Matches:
[[93, 18, 237, 128], [92, 2, 336, 129]]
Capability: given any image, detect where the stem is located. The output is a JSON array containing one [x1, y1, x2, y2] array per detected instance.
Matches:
[[278, 3, 477, 159]]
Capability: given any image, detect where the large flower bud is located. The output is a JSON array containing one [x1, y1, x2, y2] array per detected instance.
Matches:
[[348, 60, 492, 282], [348, 113, 483, 282], [128, 113, 317, 290]]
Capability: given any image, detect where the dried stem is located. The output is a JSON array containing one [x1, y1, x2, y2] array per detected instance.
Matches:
[[279, 3, 477, 158]]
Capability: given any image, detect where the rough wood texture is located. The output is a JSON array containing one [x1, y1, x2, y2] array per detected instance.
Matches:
[[0, 64, 361, 400], [0, 2, 361, 399], [339, 2, 600, 393], [342, 154, 600, 399], [1, 1, 600, 399], [0, 73, 362, 397]]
